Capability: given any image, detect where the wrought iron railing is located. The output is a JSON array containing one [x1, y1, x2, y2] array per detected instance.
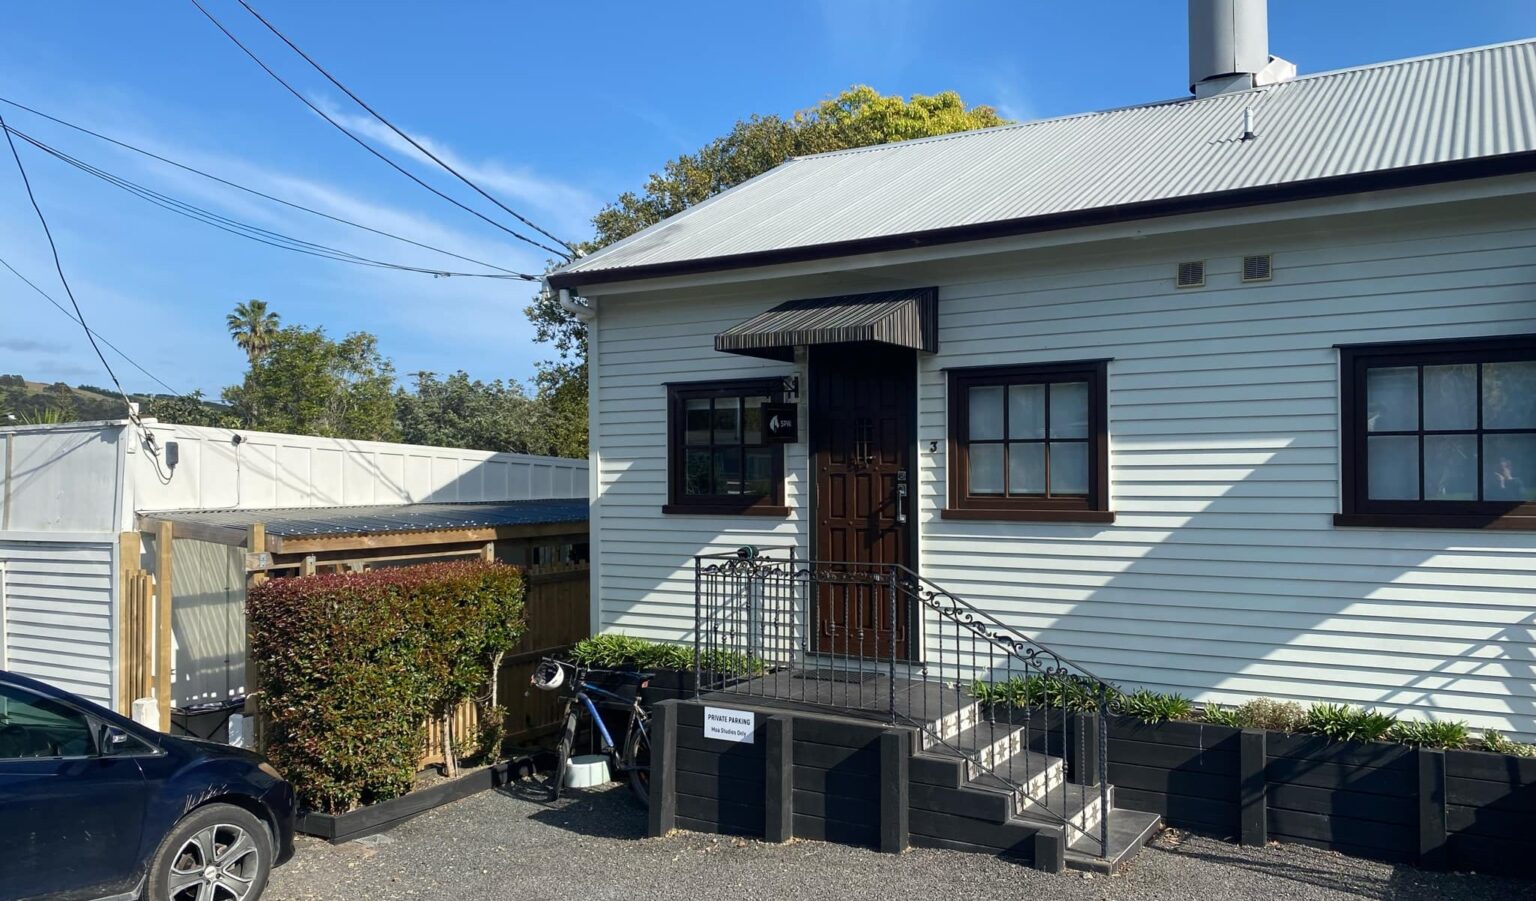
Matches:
[[693, 549, 1113, 857]]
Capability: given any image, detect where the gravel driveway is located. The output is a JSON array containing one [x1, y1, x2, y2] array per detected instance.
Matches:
[[266, 783, 1530, 901]]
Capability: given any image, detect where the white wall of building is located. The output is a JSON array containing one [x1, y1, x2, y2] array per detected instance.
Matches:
[[0, 534, 117, 706], [585, 188, 1536, 737]]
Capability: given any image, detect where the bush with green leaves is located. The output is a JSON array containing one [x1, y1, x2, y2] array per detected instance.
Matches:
[[1114, 688, 1194, 723], [569, 633, 758, 675], [249, 561, 525, 813], [1481, 730, 1536, 757], [1222, 698, 1309, 733], [970, 674, 1120, 713], [1390, 719, 1470, 750], [1201, 705, 1242, 727], [1304, 703, 1398, 743]]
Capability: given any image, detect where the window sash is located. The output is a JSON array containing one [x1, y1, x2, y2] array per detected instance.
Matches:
[[667, 379, 784, 511], [948, 361, 1109, 515], [1341, 336, 1536, 522]]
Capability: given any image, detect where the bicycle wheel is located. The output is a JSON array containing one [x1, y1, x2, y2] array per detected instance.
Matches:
[[547, 705, 578, 802], [622, 709, 651, 806]]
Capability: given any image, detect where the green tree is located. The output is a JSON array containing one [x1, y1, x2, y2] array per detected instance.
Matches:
[[223, 325, 398, 441], [395, 370, 545, 454], [226, 299, 281, 365], [141, 390, 240, 428], [525, 86, 1007, 449]]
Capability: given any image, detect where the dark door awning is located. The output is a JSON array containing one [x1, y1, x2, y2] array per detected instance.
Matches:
[[714, 287, 938, 360]]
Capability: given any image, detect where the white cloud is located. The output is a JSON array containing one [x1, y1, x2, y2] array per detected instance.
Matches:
[[317, 102, 602, 244]]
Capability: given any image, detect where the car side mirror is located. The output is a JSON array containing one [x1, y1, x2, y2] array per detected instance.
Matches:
[[100, 725, 133, 755]]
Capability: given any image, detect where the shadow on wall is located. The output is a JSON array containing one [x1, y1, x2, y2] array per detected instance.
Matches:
[[989, 433, 1536, 739]]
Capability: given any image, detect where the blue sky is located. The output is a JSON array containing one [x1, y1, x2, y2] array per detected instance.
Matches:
[[2, 1, 1533, 399]]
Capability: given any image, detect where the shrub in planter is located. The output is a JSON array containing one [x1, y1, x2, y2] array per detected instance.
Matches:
[[568, 633, 759, 675], [249, 561, 525, 813], [1390, 719, 1470, 750], [1304, 703, 1397, 743]]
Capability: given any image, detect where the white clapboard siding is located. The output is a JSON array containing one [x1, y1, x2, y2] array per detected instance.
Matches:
[[0, 537, 116, 706], [590, 193, 1536, 737]]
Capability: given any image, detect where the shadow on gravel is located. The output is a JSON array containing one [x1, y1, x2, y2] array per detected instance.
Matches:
[[497, 782, 649, 841], [1157, 837, 1530, 901]]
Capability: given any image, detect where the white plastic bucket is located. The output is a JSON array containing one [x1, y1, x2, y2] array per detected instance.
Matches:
[[563, 754, 611, 788]]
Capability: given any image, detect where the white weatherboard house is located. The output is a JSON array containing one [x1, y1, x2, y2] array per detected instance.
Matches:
[[0, 418, 586, 716], [551, 21, 1536, 736]]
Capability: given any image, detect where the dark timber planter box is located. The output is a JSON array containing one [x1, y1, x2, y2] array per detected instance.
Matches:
[[984, 704, 1536, 878], [295, 760, 518, 844]]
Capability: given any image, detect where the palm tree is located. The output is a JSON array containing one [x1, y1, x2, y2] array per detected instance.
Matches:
[[227, 300, 281, 365]]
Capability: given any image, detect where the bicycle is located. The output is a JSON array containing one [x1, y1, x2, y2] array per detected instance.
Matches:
[[531, 658, 652, 805]]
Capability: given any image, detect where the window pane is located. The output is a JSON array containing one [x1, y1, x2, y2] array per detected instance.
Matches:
[[968, 386, 1004, 440], [1366, 366, 1418, 432], [684, 450, 711, 495], [1483, 361, 1536, 429], [1049, 442, 1090, 495], [1423, 434, 1478, 500], [1423, 364, 1477, 431], [969, 444, 1004, 495], [1049, 381, 1089, 439], [1007, 384, 1045, 439], [744, 448, 773, 496], [1367, 435, 1419, 500], [1007, 442, 1045, 494], [0, 686, 93, 758], [713, 448, 742, 495], [1484, 434, 1536, 501], [685, 398, 711, 445], [743, 396, 767, 444], [713, 399, 741, 444]]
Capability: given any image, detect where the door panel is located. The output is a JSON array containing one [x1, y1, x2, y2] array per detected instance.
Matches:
[[811, 343, 915, 659]]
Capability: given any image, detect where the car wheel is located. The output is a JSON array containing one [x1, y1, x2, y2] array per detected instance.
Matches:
[[145, 802, 273, 901]]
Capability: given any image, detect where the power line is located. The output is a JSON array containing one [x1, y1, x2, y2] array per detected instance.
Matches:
[[0, 254, 187, 398], [0, 95, 529, 277], [234, 0, 579, 258], [188, 0, 572, 261], [5, 125, 538, 280], [1, 110, 138, 420]]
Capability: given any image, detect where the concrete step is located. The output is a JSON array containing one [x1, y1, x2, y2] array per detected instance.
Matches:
[[1065, 808, 1164, 874]]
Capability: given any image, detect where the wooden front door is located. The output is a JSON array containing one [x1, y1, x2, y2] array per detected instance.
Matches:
[[810, 343, 915, 659]]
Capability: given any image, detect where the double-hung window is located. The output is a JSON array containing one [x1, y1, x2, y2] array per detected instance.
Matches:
[[945, 360, 1111, 521], [665, 378, 787, 515], [1339, 335, 1536, 529]]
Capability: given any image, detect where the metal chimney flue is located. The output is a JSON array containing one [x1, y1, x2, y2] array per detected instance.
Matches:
[[1188, 0, 1294, 98]]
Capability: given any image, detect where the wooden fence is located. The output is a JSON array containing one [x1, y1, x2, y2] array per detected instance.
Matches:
[[118, 569, 157, 714], [417, 559, 590, 768]]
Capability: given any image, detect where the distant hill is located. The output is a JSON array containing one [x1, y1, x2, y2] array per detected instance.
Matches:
[[0, 374, 230, 425]]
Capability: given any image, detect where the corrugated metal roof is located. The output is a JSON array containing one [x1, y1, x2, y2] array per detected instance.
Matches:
[[715, 288, 938, 360], [152, 498, 587, 538], [556, 40, 1536, 284]]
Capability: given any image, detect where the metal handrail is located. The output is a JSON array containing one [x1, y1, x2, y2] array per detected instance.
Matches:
[[691, 550, 1112, 858]]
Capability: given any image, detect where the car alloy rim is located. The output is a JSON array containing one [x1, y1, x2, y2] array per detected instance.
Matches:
[[166, 823, 260, 901]]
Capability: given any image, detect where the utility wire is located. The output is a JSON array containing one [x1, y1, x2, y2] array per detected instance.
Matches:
[[6, 125, 537, 280], [0, 254, 187, 398], [1, 110, 139, 420], [234, 0, 579, 258], [0, 95, 529, 277], [188, 0, 572, 261]]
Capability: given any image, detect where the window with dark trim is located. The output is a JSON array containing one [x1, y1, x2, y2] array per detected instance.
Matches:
[[944, 360, 1112, 522], [665, 378, 787, 515], [1338, 335, 1536, 530]]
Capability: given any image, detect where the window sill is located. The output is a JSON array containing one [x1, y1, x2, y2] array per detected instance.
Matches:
[[662, 504, 792, 517], [1334, 512, 1536, 531], [940, 508, 1116, 524]]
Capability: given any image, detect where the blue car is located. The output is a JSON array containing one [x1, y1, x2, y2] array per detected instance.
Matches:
[[0, 670, 295, 901]]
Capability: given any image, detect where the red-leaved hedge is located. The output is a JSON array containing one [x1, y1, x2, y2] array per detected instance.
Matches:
[[248, 560, 525, 813]]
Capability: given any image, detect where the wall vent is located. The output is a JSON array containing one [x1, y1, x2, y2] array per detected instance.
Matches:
[[1242, 254, 1273, 282], [1176, 260, 1206, 288]]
